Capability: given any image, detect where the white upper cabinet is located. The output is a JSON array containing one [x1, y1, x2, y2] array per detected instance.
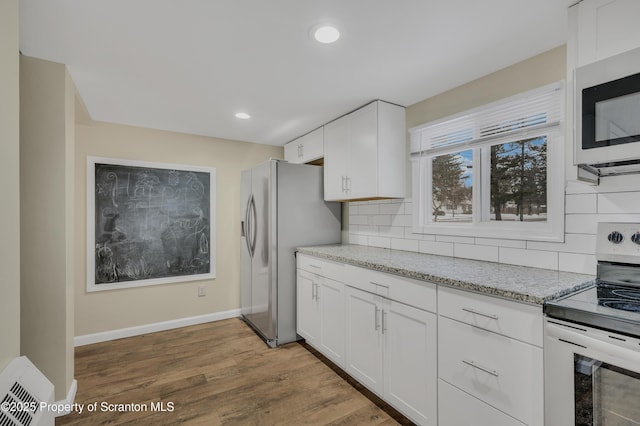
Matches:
[[284, 127, 324, 164], [573, 0, 640, 67], [324, 100, 406, 201]]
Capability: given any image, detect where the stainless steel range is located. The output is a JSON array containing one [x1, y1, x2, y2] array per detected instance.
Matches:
[[544, 223, 640, 425], [546, 222, 640, 336]]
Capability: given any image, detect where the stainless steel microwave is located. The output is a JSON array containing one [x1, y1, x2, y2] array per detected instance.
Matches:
[[575, 46, 640, 179]]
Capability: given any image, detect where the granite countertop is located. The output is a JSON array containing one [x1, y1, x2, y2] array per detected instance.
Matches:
[[296, 244, 595, 305]]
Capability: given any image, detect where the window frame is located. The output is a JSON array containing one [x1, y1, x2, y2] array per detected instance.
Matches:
[[411, 83, 565, 242]]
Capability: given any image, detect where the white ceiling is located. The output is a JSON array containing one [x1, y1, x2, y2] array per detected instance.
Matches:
[[19, 0, 575, 146]]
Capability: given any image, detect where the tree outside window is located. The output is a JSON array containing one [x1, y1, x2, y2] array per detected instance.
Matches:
[[490, 137, 547, 222], [431, 150, 472, 223]]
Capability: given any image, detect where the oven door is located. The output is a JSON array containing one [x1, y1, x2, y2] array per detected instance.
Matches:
[[545, 318, 640, 425]]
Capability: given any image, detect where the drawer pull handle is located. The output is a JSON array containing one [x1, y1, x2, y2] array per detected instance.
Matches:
[[309, 264, 322, 269], [370, 281, 390, 288], [462, 307, 498, 320], [462, 359, 499, 377], [374, 306, 380, 330]]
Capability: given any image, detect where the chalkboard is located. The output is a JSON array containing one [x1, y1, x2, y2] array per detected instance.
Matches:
[[87, 157, 216, 291]]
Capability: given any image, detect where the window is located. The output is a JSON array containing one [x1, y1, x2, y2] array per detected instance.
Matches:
[[411, 82, 564, 241]]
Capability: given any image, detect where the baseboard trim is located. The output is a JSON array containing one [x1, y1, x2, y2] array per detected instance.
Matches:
[[54, 379, 77, 417], [74, 309, 241, 347]]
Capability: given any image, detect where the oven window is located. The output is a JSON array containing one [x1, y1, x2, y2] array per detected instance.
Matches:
[[595, 92, 640, 144], [574, 354, 640, 425], [582, 71, 640, 149]]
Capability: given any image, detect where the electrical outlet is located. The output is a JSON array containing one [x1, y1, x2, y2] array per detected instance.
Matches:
[[198, 286, 206, 297]]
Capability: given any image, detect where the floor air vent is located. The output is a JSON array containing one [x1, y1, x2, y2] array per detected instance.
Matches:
[[0, 358, 54, 426]]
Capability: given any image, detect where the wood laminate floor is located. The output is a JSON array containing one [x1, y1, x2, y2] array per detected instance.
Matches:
[[56, 318, 411, 425]]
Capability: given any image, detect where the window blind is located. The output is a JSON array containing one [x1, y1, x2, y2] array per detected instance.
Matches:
[[410, 82, 563, 156]]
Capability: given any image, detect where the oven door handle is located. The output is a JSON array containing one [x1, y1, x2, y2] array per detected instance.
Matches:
[[547, 322, 640, 371]]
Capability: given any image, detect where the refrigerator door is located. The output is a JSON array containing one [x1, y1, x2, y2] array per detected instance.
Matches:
[[246, 161, 277, 343], [240, 169, 252, 317]]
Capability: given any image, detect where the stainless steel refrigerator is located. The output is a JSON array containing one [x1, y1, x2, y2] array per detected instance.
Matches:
[[240, 159, 341, 347]]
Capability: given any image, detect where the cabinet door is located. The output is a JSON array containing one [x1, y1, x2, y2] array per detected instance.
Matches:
[[576, 0, 640, 66], [284, 138, 302, 163], [324, 118, 350, 200], [345, 286, 383, 395], [300, 127, 324, 163], [319, 278, 346, 368], [384, 300, 437, 426], [348, 102, 378, 199], [296, 270, 320, 345]]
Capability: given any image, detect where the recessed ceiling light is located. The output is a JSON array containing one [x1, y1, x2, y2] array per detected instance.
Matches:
[[313, 25, 340, 44], [235, 112, 251, 119]]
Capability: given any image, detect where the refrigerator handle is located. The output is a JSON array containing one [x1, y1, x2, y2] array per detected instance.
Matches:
[[244, 194, 254, 258], [241, 221, 246, 237], [249, 195, 257, 257]]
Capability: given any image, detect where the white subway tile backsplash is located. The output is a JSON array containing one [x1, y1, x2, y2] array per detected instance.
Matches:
[[419, 240, 454, 257], [391, 215, 413, 227], [353, 224, 378, 235], [368, 236, 391, 249], [358, 203, 380, 215], [436, 235, 475, 244], [593, 213, 640, 224], [499, 247, 558, 270], [566, 193, 597, 214], [565, 214, 599, 234], [565, 180, 597, 195], [348, 234, 369, 246], [454, 244, 499, 262], [372, 215, 392, 226], [349, 215, 368, 225], [403, 202, 413, 214], [475, 237, 527, 248], [559, 252, 597, 275], [404, 231, 436, 241], [379, 202, 403, 215], [378, 226, 405, 237], [526, 233, 596, 255], [391, 238, 420, 252], [598, 192, 640, 214]]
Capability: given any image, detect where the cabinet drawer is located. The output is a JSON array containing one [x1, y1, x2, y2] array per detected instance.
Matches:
[[297, 254, 343, 282], [344, 265, 436, 313], [439, 380, 525, 426], [438, 286, 542, 346], [438, 316, 543, 426]]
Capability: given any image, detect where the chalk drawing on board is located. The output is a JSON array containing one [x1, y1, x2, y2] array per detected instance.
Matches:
[[87, 157, 216, 292]]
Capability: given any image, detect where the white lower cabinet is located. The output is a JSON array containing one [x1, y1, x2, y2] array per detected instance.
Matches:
[[345, 285, 437, 426], [297, 255, 544, 426], [296, 269, 345, 368]]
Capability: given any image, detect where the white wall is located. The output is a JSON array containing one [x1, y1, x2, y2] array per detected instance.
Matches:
[[0, 0, 21, 372], [346, 46, 637, 276]]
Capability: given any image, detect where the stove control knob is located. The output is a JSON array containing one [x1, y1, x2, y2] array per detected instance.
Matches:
[[608, 231, 624, 244], [632, 232, 640, 245]]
